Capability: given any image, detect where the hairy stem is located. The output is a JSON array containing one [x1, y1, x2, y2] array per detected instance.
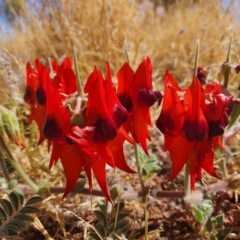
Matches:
[[193, 39, 200, 79], [134, 144, 146, 193], [73, 47, 84, 97], [0, 134, 39, 192], [223, 34, 233, 88]]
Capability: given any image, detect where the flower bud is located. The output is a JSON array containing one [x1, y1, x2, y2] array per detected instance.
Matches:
[[0, 107, 25, 147]]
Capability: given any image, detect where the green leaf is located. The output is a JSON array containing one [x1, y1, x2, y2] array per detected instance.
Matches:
[[15, 214, 34, 222], [215, 229, 231, 240], [13, 189, 24, 206], [25, 196, 43, 206], [89, 232, 102, 240], [205, 217, 212, 233], [0, 199, 12, 217], [93, 210, 107, 228], [192, 206, 203, 222], [110, 185, 121, 201], [110, 213, 129, 226], [4, 229, 18, 236], [0, 230, 9, 236], [19, 206, 40, 214], [9, 219, 26, 228], [96, 201, 107, 216], [139, 149, 161, 179], [4, 222, 21, 231], [109, 221, 127, 233], [112, 201, 125, 215], [212, 214, 224, 229], [5, 190, 19, 211], [72, 179, 87, 194], [0, 207, 6, 221], [95, 223, 105, 237]]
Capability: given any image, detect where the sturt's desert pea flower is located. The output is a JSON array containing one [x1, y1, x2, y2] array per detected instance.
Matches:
[[156, 70, 231, 190], [24, 58, 135, 202], [116, 57, 163, 155]]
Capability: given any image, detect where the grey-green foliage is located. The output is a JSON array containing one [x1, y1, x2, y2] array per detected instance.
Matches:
[[139, 148, 161, 179], [89, 191, 130, 240], [192, 200, 231, 240], [0, 188, 43, 237]]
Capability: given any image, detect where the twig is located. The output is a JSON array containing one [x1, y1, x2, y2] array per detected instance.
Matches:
[[10, 176, 238, 200]]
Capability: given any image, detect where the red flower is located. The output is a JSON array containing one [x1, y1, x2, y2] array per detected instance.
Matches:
[[117, 57, 163, 154], [83, 62, 135, 199], [25, 58, 135, 201], [24, 59, 48, 144], [156, 71, 230, 190]]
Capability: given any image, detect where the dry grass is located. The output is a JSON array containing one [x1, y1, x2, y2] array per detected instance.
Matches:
[[1, 0, 239, 83]]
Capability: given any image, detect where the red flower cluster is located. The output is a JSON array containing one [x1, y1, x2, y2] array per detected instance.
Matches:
[[156, 70, 232, 190], [116, 57, 163, 155], [25, 54, 232, 198], [24, 56, 161, 201]]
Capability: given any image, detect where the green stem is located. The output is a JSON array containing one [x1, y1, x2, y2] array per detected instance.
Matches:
[[193, 39, 200, 79], [0, 134, 39, 192], [113, 188, 121, 232], [124, 40, 130, 64], [73, 47, 84, 97], [223, 34, 233, 88], [184, 160, 191, 195], [134, 144, 146, 193]]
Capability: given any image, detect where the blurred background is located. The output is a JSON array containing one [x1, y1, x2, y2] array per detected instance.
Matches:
[[0, 0, 240, 88]]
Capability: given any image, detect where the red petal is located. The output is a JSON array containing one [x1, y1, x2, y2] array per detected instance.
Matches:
[[117, 62, 134, 95], [49, 142, 62, 169], [85, 69, 108, 125], [91, 158, 112, 203], [94, 143, 115, 168], [24, 62, 38, 105], [28, 105, 46, 144], [182, 76, 208, 141], [156, 70, 184, 136], [118, 126, 135, 145], [60, 144, 83, 198], [35, 59, 49, 106], [105, 61, 128, 128], [130, 57, 153, 107], [132, 108, 149, 155], [116, 62, 134, 112], [108, 133, 135, 173], [165, 135, 194, 182]]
